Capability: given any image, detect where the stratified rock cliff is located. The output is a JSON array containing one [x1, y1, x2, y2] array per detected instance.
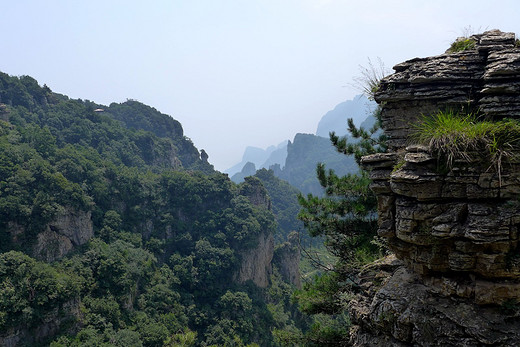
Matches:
[[352, 30, 520, 346]]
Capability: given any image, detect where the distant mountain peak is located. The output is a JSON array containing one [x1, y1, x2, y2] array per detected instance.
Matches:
[[316, 94, 376, 138], [227, 95, 375, 179]]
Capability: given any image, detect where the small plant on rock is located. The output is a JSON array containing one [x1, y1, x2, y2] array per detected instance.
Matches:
[[351, 57, 389, 100], [447, 37, 476, 53], [410, 110, 520, 181], [447, 26, 481, 53]]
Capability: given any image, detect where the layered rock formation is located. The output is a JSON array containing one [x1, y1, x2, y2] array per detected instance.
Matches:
[[350, 256, 520, 346], [352, 30, 520, 345], [375, 30, 520, 150]]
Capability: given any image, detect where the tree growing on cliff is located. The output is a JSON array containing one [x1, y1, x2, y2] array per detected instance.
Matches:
[[289, 106, 386, 345]]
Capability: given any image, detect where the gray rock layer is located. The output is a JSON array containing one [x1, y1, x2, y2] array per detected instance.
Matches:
[[354, 30, 520, 345], [349, 256, 520, 346], [8, 207, 94, 262], [375, 29, 520, 150]]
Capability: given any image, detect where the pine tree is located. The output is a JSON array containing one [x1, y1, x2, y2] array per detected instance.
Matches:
[[290, 106, 387, 345]]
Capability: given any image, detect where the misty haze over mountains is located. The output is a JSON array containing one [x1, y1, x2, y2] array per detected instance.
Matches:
[[315, 94, 374, 138], [225, 141, 289, 177], [226, 95, 376, 194]]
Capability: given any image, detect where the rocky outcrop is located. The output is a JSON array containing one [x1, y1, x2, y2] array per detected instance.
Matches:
[[0, 103, 8, 121], [235, 230, 274, 288], [349, 256, 520, 346], [34, 229, 74, 263], [239, 176, 272, 209], [234, 176, 275, 288], [32, 207, 93, 262], [0, 299, 80, 347], [231, 162, 257, 184], [273, 231, 302, 288], [362, 149, 520, 285], [375, 29, 520, 150], [352, 30, 520, 345]]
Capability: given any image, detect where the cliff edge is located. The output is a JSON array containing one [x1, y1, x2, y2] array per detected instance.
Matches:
[[352, 30, 520, 346]]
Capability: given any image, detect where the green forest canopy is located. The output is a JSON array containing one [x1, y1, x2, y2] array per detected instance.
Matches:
[[0, 72, 306, 346]]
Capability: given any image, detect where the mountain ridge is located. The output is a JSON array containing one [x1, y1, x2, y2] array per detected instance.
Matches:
[[0, 71, 304, 346]]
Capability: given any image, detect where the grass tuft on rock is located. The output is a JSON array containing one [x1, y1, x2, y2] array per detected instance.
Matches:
[[447, 38, 476, 53], [410, 110, 520, 179]]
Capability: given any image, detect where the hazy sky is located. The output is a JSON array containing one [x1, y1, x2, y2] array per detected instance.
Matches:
[[2, 0, 520, 171]]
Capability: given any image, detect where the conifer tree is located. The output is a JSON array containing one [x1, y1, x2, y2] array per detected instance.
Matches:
[[291, 105, 387, 345]]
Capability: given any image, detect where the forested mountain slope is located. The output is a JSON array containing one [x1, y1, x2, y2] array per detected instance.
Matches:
[[0, 72, 304, 346], [232, 133, 360, 195]]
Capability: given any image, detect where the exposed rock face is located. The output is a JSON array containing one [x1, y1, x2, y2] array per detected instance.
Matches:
[[153, 141, 183, 169], [234, 176, 275, 288], [353, 30, 520, 345], [34, 229, 74, 263], [362, 150, 520, 285], [0, 103, 8, 121], [0, 299, 80, 347], [375, 29, 520, 150], [349, 256, 520, 346], [240, 175, 272, 209], [33, 207, 93, 262], [235, 230, 274, 288], [273, 231, 302, 288]]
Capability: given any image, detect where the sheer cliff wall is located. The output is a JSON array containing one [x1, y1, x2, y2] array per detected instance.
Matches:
[[350, 30, 520, 346]]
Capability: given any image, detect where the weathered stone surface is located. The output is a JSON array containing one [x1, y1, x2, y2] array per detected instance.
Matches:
[[234, 177, 277, 288], [0, 103, 9, 121], [33, 208, 93, 262], [375, 30, 520, 149], [0, 299, 80, 347], [377, 195, 396, 237], [349, 257, 520, 346], [48, 207, 93, 246], [7, 208, 94, 262], [403, 151, 434, 163], [34, 229, 74, 263], [234, 230, 274, 288], [361, 152, 398, 169], [381, 160, 520, 278], [272, 232, 302, 288], [356, 30, 520, 344], [362, 30, 520, 280]]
